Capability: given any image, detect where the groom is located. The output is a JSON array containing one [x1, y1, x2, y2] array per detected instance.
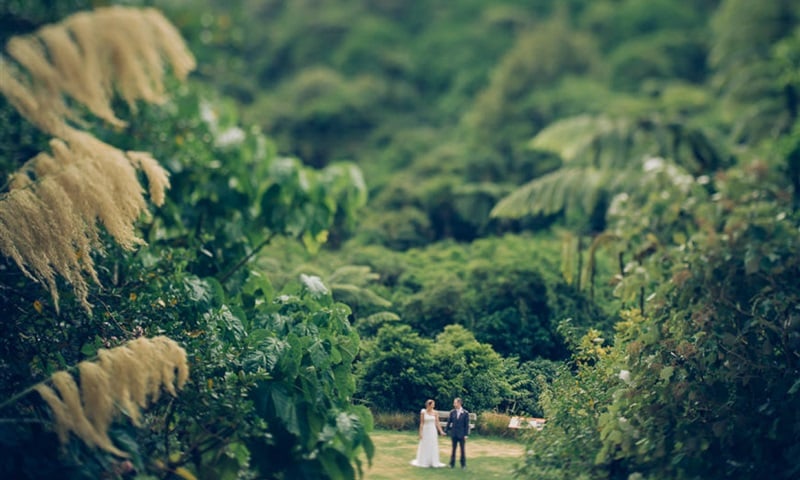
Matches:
[[445, 397, 470, 469]]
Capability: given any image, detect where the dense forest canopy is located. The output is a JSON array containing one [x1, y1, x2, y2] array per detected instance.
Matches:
[[0, 0, 798, 479]]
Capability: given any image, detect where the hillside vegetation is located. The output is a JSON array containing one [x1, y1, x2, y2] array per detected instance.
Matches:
[[0, 1, 798, 479]]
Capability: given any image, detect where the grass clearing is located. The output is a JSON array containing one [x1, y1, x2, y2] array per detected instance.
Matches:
[[362, 429, 525, 479]]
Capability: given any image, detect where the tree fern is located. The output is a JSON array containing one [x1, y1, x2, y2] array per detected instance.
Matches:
[[528, 114, 631, 166], [492, 113, 726, 224], [491, 166, 631, 222], [327, 265, 381, 286], [581, 231, 623, 301], [710, 0, 799, 141], [330, 284, 392, 309], [492, 111, 725, 300]]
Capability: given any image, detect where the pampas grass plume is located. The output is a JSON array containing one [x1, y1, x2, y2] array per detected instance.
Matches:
[[36, 336, 189, 456]]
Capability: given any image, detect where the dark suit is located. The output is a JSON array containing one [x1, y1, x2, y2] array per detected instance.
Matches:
[[446, 408, 470, 467]]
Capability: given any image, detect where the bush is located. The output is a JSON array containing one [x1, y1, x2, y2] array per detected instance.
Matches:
[[355, 324, 512, 413], [356, 324, 447, 411], [477, 412, 520, 438], [372, 410, 419, 431]]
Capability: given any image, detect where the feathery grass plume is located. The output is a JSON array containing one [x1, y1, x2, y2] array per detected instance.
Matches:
[[0, 6, 192, 312], [0, 52, 66, 134], [1, 6, 196, 131], [126, 337, 163, 403], [0, 187, 61, 303], [0, 130, 173, 310], [33, 384, 72, 444], [151, 335, 190, 395], [51, 370, 128, 457], [77, 361, 114, 436], [125, 336, 188, 403], [35, 336, 189, 456], [126, 151, 170, 207], [34, 372, 127, 457], [97, 345, 147, 426]]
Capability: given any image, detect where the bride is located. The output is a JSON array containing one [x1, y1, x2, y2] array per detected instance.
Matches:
[[410, 399, 446, 468]]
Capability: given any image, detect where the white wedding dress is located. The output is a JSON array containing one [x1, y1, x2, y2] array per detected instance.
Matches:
[[410, 410, 446, 468]]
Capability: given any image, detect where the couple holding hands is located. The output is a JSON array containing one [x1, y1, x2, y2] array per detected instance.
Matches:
[[410, 397, 470, 469]]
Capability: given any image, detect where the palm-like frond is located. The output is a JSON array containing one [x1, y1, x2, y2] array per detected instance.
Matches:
[[491, 167, 632, 220], [331, 284, 392, 309], [494, 111, 727, 224], [529, 114, 633, 167], [328, 265, 392, 309], [327, 265, 380, 286]]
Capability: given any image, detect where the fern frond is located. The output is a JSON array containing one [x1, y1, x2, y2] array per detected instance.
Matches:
[[362, 311, 401, 324], [331, 284, 392, 308], [710, 0, 796, 141], [529, 115, 605, 163], [529, 114, 642, 169], [327, 265, 380, 286], [491, 167, 608, 219]]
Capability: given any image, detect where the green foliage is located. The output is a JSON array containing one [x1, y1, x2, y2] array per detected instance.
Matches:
[[579, 0, 707, 52], [595, 167, 800, 479], [364, 234, 612, 361], [354, 205, 434, 250], [463, 17, 598, 155], [0, 4, 372, 477], [0, 96, 49, 175], [464, 259, 565, 360], [0, 0, 93, 44], [255, 233, 613, 364], [710, 0, 800, 142], [5, 1, 800, 478], [502, 358, 560, 417], [607, 31, 709, 91], [493, 113, 729, 227], [244, 278, 373, 480], [517, 146, 800, 480], [514, 330, 618, 480], [251, 67, 388, 167], [432, 325, 512, 412], [357, 323, 527, 414], [102, 81, 367, 277], [356, 324, 444, 412]]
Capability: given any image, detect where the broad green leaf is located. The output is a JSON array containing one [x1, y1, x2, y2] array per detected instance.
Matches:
[[271, 385, 300, 435]]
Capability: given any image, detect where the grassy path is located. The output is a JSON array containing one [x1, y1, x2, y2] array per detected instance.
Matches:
[[362, 429, 524, 479]]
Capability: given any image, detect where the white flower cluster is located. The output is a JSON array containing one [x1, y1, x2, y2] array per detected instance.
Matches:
[[300, 273, 329, 297], [199, 100, 246, 148]]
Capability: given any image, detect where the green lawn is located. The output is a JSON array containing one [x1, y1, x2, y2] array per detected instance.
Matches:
[[362, 430, 525, 480]]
